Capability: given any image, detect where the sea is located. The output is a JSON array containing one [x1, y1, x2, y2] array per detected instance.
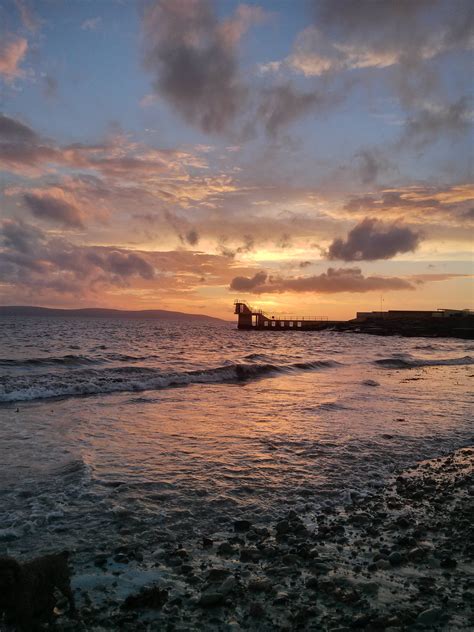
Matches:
[[0, 315, 473, 597]]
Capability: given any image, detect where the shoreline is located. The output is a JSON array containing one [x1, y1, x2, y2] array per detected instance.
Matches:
[[5, 446, 472, 631]]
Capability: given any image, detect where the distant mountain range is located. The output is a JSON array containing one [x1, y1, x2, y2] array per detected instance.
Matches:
[[0, 305, 228, 323]]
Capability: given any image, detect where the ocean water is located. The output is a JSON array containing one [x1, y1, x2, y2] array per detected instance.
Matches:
[[0, 316, 472, 583]]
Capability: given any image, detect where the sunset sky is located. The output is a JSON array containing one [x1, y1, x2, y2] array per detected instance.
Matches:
[[0, 0, 473, 320]]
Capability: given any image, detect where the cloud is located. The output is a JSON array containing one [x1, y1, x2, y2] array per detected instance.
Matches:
[[400, 97, 472, 147], [185, 228, 199, 246], [15, 0, 40, 32], [257, 82, 338, 136], [327, 218, 420, 261], [142, 0, 260, 133], [230, 271, 267, 291], [0, 219, 260, 304], [0, 36, 28, 80], [298, 1, 474, 77], [23, 193, 84, 228], [0, 114, 38, 142], [343, 184, 474, 226], [230, 266, 414, 294], [355, 148, 391, 184]]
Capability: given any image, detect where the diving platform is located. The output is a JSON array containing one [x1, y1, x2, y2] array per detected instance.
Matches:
[[234, 300, 340, 331]]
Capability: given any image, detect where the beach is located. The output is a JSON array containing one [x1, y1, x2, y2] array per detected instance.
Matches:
[[27, 446, 474, 631]]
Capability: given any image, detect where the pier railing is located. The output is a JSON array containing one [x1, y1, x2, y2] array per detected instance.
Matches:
[[234, 299, 329, 321]]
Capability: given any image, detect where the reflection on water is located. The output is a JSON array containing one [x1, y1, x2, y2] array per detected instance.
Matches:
[[0, 316, 472, 563]]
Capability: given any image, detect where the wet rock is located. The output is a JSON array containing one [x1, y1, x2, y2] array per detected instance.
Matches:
[[206, 568, 231, 582], [388, 551, 404, 566], [416, 607, 443, 626], [273, 591, 289, 605], [219, 576, 236, 595], [240, 547, 261, 562], [113, 553, 129, 564], [234, 519, 252, 532], [249, 602, 265, 618], [440, 557, 457, 569], [305, 577, 319, 590], [198, 591, 224, 607], [376, 559, 391, 570], [122, 585, 168, 610], [217, 542, 235, 556], [248, 578, 272, 592], [94, 554, 108, 568]]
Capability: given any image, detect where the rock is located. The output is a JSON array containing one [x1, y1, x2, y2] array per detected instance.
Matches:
[[94, 554, 108, 568], [275, 520, 290, 535], [249, 602, 265, 618], [217, 542, 235, 556], [234, 519, 252, 532], [273, 591, 289, 605], [219, 576, 236, 595], [240, 547, 261, 562], [122, 585, 168, 610], [248, 578, 272, 592], [305, 577, 319, 590], [113, 553, 129, 564], [206, 568, 231, 582], [407, 547, 427, 561], [440, 557, 457, 569], [198, 591, 224, 607], [388, 551, 404, 566], [202, 537, 213, 548], [417, 607, 443, 626], [376, 559, 391, 570]]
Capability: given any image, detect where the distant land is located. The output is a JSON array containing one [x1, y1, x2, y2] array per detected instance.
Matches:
[[0, 305, 228, 323]]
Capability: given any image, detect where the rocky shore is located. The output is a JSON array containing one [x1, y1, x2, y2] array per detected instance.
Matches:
[[5, 447, 473, 631]]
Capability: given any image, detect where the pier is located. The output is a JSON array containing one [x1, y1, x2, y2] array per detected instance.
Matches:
[[234, 301, 474, 338], [234, 300, 341, 331]]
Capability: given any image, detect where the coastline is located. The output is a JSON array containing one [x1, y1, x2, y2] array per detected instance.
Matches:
[[12, 445, 472, 631]]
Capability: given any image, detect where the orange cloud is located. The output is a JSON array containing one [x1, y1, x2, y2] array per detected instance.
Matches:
[[0, 36, 28, 81]]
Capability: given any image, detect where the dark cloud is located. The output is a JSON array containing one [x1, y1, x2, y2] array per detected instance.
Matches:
[[142, 0, 245, 134], [230, 266, 413, 294], [355, 148, 391, 184], [87, 250, 155, 280], [1, 219, 43, 253], [185, 228, 200, 246], [24, 193, 84, 228], [0, 220, 156, 296], [0, 114, 38, 142], [327, 218, 420, 261], [230, 271, 268, 291], [401, 97, 472, 147], [258, 83, 327, 137]]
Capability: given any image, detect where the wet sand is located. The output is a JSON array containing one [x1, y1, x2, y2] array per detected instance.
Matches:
[[28, 445, 470, 631]]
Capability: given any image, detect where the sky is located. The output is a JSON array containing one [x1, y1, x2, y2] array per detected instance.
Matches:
[[0, 0, 473, 320]]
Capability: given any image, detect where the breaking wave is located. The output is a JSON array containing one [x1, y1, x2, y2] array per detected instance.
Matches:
[[374, 355, 474, 369], [0, 359, 339, 403]]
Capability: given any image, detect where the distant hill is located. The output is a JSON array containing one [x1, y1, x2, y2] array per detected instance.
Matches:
[[0, 305, 228, 323]]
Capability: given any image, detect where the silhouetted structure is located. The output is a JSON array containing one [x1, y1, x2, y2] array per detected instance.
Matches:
[[234, 301, 474, 339]]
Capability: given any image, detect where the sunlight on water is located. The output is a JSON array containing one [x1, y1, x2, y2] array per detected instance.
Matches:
[[0, 316, 472, 562]]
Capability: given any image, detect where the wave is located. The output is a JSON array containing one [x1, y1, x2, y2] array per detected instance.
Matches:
[[374, 355, 474, 369], [0, 359, 339, 403], [0, 354, 100, 367]]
